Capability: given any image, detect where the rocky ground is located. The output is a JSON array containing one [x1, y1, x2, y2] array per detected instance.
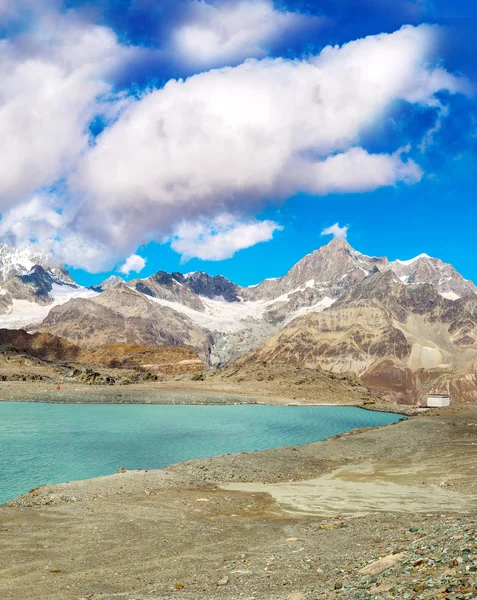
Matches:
[[0, 358, 388, 409], [1, 406, 476, 599], [0, 360, 389, 411]]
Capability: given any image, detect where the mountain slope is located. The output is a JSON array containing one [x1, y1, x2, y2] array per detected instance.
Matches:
[[0, 329, 205, 378], [36, 283, 212, 360], [0, 245, 97, 329], [241, 268, 477, 403], [1, 236, 476, 405]]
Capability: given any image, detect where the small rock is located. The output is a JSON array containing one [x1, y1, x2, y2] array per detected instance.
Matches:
[[359, 552, 407, 575], [413, 559, 424, 567], [217, 576, 229, 586]]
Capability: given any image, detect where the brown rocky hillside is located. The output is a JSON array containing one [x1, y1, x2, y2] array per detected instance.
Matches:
[[0, 329, 205, 377], [240, 269, 477, 404]]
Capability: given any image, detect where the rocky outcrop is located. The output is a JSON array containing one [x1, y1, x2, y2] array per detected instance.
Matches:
[[0, 328, 205, 377], [0, 328, 80, 362], [176, 271, 241, 302]]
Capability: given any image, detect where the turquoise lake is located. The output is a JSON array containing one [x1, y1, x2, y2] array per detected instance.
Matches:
[[0, 402, 402, 503]]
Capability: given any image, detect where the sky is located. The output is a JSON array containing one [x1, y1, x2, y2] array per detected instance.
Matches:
[[0, 0, 476, 288]]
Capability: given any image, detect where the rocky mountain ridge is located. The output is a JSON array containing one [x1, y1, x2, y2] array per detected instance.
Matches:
[[0, 238, 476, 403], [0, 243, 97, 328], [242, 265, 477, 403]]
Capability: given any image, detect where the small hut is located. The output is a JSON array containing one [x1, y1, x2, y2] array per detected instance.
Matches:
[[426, 394, 451, 408]]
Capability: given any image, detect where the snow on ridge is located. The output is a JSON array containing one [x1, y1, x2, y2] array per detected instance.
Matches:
[[0, 242, 53, 281], [393, 253, 432, 267], [0, 285, 98, 330], [247, 277, 279, 289]]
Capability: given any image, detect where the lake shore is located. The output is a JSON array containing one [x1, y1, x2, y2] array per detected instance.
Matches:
[[1, 403, 476, 599], [0, 379, 419, 416]]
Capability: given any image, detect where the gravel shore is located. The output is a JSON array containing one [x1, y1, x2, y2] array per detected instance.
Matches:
[[0, 379, 418, 417]]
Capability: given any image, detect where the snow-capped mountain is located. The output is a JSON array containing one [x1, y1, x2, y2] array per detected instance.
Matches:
[[90, 275, 125, 293], [245, 238, 475, 304], [0, 243, 97, 329], [0, 242, 52, 283], [1, 238, 476, 371], [386, 254, 475, 299]]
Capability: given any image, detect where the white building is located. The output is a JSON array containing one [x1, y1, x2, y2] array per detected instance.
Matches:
[[426, 394, 451, 407]]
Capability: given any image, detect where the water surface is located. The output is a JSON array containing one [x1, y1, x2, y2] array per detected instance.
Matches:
[[0, 402, 401, 503]]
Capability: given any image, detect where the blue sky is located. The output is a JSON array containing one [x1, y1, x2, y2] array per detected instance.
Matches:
[[0, 0, 476, 287]]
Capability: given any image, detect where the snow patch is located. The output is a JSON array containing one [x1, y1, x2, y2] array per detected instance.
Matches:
[[394, 253, 431, 266], [0, 285, 98, 330], [147, 295, 269, 333], [286, 296, 336, 322], [439, 291, 460, 301]]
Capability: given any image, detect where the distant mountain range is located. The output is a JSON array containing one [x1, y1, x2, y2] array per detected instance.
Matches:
[[1, 238, 476, 403]]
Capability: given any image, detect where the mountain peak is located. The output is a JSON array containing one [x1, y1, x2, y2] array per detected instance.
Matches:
[[317, 237, 356, 257], [324, 237, 351, 250], [90, 275, 124, 293], [394, 253, 433, 266], [0, 242, 53, 283]]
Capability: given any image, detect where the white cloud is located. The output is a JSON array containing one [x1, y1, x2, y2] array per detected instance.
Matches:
[[299, 146, 422, 193], [0, 195, 63, 246], [119, 254, 147, 276], [0, 14, 134, 209], [170, 215, 282, 261], [68, 25, 466, 266], [321, 223, 348, 240], [0, 22, 469, 269], [171, 0, 319, 69]]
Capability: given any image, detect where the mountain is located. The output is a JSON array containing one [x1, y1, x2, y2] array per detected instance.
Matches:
[[36, 283, 212, 361], [384, 254, 475, 299], [241, 267, 477, 403], [0, 242, 52, 282], [1, 237, 476, 404], [90, 275, 124, 293], [245, 238, 388, 302], [245, 238, 475, 304], [0, 243, 97, 329], [0, 328, 204, 377]]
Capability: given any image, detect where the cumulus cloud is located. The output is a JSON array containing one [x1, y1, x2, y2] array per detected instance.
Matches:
[[0, 13, 135, 209], [300, 147, 422, 193], [65, 24, 467, 267], [119, 254, 147, 276], [321, 223, 349, 240], [171, 0, 319, 69], [0, 195, 63, 246], [0, 21, 470, 270], [170, 215, 282, 261]]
